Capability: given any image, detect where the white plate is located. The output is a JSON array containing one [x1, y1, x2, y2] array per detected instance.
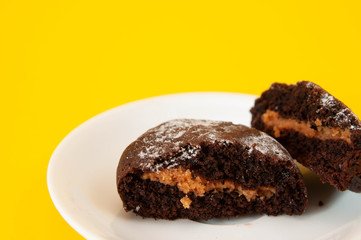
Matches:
[[47, 92, 361, 240]]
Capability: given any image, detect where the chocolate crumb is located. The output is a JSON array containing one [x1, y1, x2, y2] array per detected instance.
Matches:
[[318, 201, 324, 206]]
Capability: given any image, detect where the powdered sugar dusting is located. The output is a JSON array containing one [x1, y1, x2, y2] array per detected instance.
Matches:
[[241, 131, 289, 159], [304, 81, 321, 90], [177, 145, 200, 160], [138, 145, 158, 159], [139, 145, 201, 172], [318, 93, 361, 130], [320, 93, 336, 108], [335, 109, 361, 130], [137, 119, 234, 160], [136, 119, 292, 173], [305, 81, 315, 89]]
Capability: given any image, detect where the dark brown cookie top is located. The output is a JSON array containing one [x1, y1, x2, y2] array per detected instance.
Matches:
[[252, 81, 361, 130], [116, 119, 293, 183]]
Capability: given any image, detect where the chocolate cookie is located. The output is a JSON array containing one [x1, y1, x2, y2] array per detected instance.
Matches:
[[116, 119, 308, 220], [251, 81, 361, 192]]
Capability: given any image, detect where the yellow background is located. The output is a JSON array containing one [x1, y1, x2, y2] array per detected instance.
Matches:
[[1, 0, 361, 239]]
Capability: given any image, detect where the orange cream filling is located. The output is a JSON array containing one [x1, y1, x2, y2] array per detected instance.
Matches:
[[262, 110, 351, 144], [180, 196, 192, 209], [142, 167, 276, 209]]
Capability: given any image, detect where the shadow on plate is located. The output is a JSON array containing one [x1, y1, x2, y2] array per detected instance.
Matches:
[[193, 214, 262, 225], [301, 169, 338, 215]]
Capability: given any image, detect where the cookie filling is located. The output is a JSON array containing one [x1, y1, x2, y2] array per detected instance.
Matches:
[[262, 110, 351, 144], [142, 167, 276, 208], [180, 196, 192, 209]]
